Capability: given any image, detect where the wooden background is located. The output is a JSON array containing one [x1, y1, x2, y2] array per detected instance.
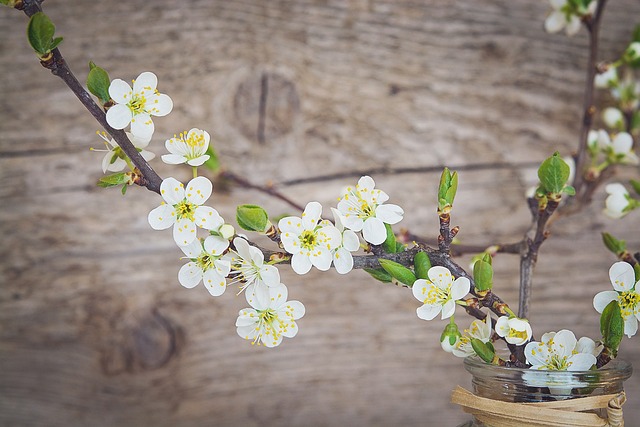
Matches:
[[1, 1, 640, 425]]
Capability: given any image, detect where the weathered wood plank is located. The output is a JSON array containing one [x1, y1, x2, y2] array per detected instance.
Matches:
[[1, 1, 639, 426]]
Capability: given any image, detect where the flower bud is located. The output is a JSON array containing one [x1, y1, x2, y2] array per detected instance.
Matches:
[[219, 223, 235, 240], [236, 204, 270, 233], [440, 320, 461, 353]]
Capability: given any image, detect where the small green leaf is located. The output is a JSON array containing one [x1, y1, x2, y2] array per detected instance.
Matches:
[[602, 232, 626, 255], [121, 184, 128, 195], [473, 259, 493, 292], [364, 267, 392, 283], [27, 12, 58, 56], [629, 180, 640, 196], [97, 172, 129, 188], [413, 251, 432, 280], [471, 338, 495, 363], [438, 168, 458, 211], [600, 300, 624, 357], [203, 145, 221, 172], [236, 204, 269, 232], [563, 185, 576, 196], [0, 0, 10, 5], [382, 223, 398, 253], [50, 36, 63, 51], [378, 259, 416, 286], [395, 241, 406, 253], [538, 152, 570, 195], [87, 63, 111, 104]]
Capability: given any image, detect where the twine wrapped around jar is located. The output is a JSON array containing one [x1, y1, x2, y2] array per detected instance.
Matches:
[[451, 386, 626, 427]]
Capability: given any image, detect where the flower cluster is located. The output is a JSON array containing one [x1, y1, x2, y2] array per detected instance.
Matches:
[[544, 0, 596, 37]]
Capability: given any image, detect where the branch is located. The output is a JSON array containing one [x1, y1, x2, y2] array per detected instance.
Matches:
[[19, 0, 163, 194]]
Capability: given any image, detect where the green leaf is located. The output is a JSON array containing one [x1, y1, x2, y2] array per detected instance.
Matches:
[[364, 267, 392, 283], [600, 300, 624, 357], [0, 0, 10, 5], [413, 251, 432, 280], [562, 185, 575, 196], [438, 168, 458, 211], [97, 172, 129, 188], [629, 180, 640, 196], [538, 152, 570, 195], [633, 24, 640, 42], [203, 145, 221, 172], [395, 241, 406, 252], [27, 12, 58, 56], [87, 63, 111, 104], [382, 223, 398, 253], [602, 232, 626, 255], [236, 204, 269, 232], [121, 184, 128, 195], [473, 259, 493, 292], [378, 259, 416, 286], [471, 338, 495, 363]]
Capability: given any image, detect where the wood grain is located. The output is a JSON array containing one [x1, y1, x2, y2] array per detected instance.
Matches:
[[1, 1, 639, 426]]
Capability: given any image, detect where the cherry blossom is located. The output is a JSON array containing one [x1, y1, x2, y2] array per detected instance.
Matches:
[[412, 266, 470, 321], [594, 261, 640, 337]]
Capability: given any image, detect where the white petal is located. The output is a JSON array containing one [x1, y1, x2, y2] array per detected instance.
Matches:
[[236, 324, 258, 341], [283, 300, 305, 320], [495, 316, 510, 337], [185, 176, 212, 205], [203, 269, 227, 296], [280, 233, 300, 255], [605, 183, 627, 196], [233, 237, 252, 260], [319, 225, 342, 250], [195, 206, 223, 230], [544, 11, 565, 33], [173, 218, 197, 246], [128, 132, 151, 148], [342, 214, 364, 232], [603, 107, 624, 127], [261, 265, 280, 287], [278, 216, 303, 233], [204, 235, 229, 255], [178, 262, 202, 288], [108, 79, 132, 104], [375, 204, 404, 224], [549, 0, 566, 10], [624, 316, 638, 338], [179, 238, 203, 258], [150, 94, 173, 117], [416, 304, 441, 321], [291, 253, 312, 275], [245, 282, 271, 308], [450, 277, 471, 301], [148, 204, 176, 230], [342, 230, 360, 252], [567, 353, 596, 371], [186, 155, 210, 167], [105, 104, 132, 130], [609, 261, 635, 292], [160, 177, 185, 205], [236, 309, 258, 327], [362, 217, 386, 245], [270, 283, 289, 307], [333, 248, 354, 274], [412, 279, 429, 301], [357, 176, 375, 192], [551, 330, 577, 358], [428, 266, 454, 289], [130, 113, 154, 140], [133, 71, 158, 93], [302, 201, 322, 230], [140, 150, 155, 163], [161, 154, 187, 165], [440, 300, 456, 319], [104, 155, 126, 173], [309, 247, 333, 271], [593, 290, 619, 313], [612, 132, 633, 154], [565, 16, 581, 36], [525, 341, 549, 366], [279, 320, 299, 338]]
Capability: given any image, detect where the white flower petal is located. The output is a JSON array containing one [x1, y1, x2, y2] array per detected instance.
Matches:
[[185, 176, 212, 205], [440, 300, 456, 319], [161, 154, 187, 165], [375, 203, 404, 224], [567, 353, 596, 371], [130, 113, 154, 140], [179, 238, 203, 258], [609, 261, 635, 292], [148, 204, 176, 230], [291, 253, 312, 275], [342, 214, 364, 232], [283, 300, 305, 320], [362, 217, 387, 245], [416, 304, 441, 321], [261, 265, 281, 287], [133, 71, 158, 94], [302, 201, 323, 229], [412, 279, 429, 302], [544, 11, 565, 33], [278, 216, 303, 233], [186, 155, 210, 167], [245, 282, 271, 308], [108, 79, 132, 104], [204, 235, 229, 255], [612, 132, 633, 154], [342, 229, 360, 252], [428, 266, 453, 289], [173, 217, 197, 246], [178, 262, 202, 288], [450, 277, 471, 301], [624, 316, 638, 338], [593, 290, 619, 313], [203, 269, 226, 296], [565, 16, 581, 36], [195, 206, 223, 231], [160, 177, 185, 205], [333, 248, 354, 274], [309, 247, 333, 271], [105, 104, 133, 130]]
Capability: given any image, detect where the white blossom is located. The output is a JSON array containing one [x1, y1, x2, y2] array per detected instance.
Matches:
[[412, 266, 470, 321], [93, 131, 154, 173], [161, 128, 211, 167], [148, 176, 223, 246], [594, 67, 618, 89], [602, 107, 625, 130], [278, 202, 342, 275], [236, 283, 305, 347], [177, 236, 231, 296], [594, 261, 640, 337], [225, 237, 281, 307], [452, 316, 493, 358], [544, 0, 594, 37], [495, 316, 532, 345], [603, 183, 634, 219], [323, 208, 360, 274], [337, 176, 404, 245], [106, 71, 173, 140]]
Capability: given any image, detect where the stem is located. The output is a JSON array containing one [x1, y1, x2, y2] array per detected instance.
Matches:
[[193, 166, 198, 179]]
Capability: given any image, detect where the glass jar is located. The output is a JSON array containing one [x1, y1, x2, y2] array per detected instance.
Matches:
[[455, 357, 632, 427]]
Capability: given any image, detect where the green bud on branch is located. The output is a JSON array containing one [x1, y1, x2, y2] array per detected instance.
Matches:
[[236, 204, 270, 233], [602, 232, 627, 256], [471, 338, 495, 364], [86, 62, 111, 105], [600, 300, 624, 358], [438, 167, 458, 213], [537, 152, 570, 199], [378, 259, 416, 287], [97, 172, 129, 188], [382, 223, 398, 254], [27, 12, 63, 60], [413, 251, 432, 280], [441, 319, 461, 348], [473, 254, 493, 292]]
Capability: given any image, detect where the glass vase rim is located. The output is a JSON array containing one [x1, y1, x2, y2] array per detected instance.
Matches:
[[463, 356, 633, 379]]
